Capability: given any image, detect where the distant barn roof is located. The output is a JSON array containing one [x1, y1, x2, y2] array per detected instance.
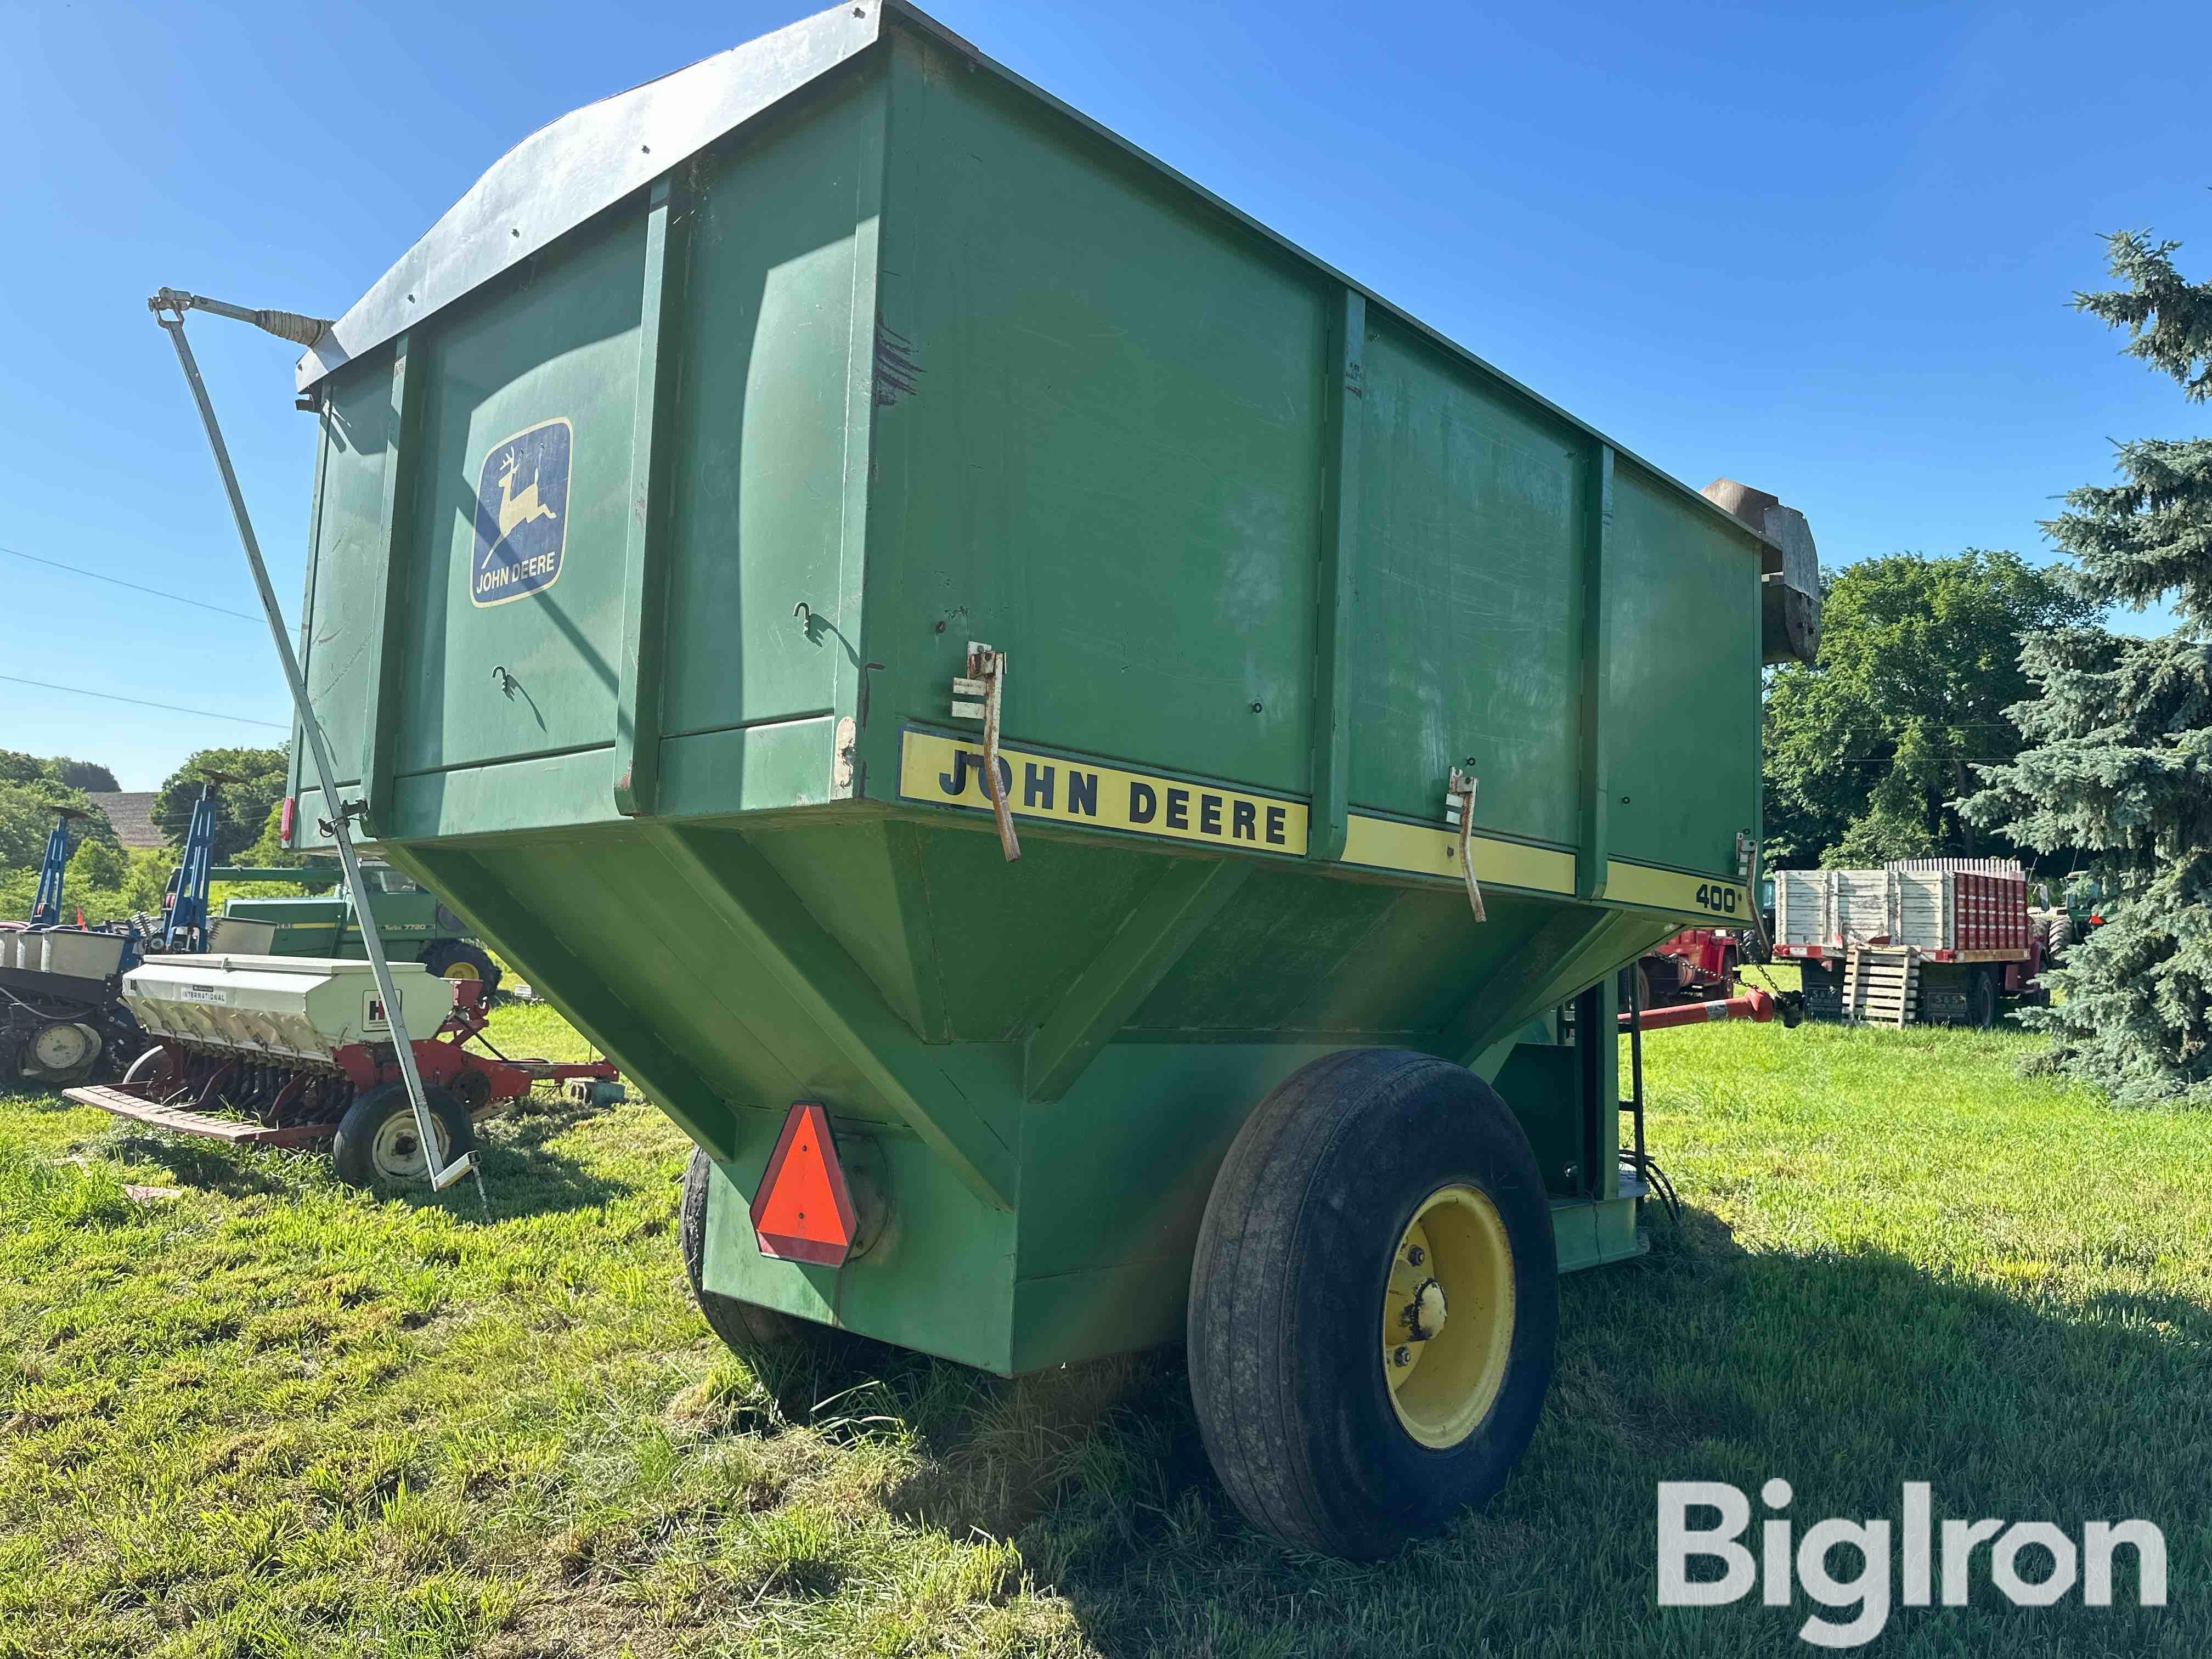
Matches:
[[87, 792, 163, 849]]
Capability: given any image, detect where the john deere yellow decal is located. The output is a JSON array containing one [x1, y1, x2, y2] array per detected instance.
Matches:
[[900, 730, 1307, 854], [471, 417, 571, 607]]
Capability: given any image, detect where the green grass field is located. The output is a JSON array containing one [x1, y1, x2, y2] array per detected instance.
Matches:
[[2, 1001, 2204, 1657]]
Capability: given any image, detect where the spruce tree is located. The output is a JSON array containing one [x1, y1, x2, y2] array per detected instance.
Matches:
[[1965, 229, 2212, 1103]]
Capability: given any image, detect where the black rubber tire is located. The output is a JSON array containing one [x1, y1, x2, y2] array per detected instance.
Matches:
[[1968, 964, 2000, 1031], [330, 1082, 475, 1188], [1187, 1048, 1559, 1559], [2047, 913, 2075, 956], [1616, 961, 1655, 1015], [679, 1146, 836, 1359], [420, 939, 503, 997]]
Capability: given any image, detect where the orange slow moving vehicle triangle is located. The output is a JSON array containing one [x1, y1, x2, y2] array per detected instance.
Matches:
[[749, 1101, 857, 1266]]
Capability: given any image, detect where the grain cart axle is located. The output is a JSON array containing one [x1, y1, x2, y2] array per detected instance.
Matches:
[[64, 957, 618, 1186]]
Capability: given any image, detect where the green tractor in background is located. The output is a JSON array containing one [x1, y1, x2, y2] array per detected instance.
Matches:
[[208, 861, 503, 994], [2024, 872, 2106, 962]]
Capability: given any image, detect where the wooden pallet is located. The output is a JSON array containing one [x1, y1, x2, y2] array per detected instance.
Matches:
[[60, 1085, 337, 1147], [1842, 945, 1920, 1028]]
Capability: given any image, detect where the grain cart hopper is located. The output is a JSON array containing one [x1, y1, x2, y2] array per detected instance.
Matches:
[[261, 0, 1818, 1556], [63, 957, 619, 1183]]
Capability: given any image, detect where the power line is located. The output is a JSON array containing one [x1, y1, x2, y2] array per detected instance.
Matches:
[[0, 543, 262, 624], [1, 674, 286, 730]]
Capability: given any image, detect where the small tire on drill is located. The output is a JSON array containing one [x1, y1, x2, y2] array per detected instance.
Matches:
[[331, 1081, 475, 1188]]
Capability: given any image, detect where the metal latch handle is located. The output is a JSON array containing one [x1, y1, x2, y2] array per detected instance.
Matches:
[[952, 642, 1020, 862], [1446, 769, 1486, 922]]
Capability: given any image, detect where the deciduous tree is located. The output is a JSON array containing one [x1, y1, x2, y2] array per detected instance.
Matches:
[[1763, 552, 2095, 866], [154, 747, 289, 865]]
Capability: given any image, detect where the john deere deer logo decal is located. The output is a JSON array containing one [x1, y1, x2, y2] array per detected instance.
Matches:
[[471, 417, 572, 606]]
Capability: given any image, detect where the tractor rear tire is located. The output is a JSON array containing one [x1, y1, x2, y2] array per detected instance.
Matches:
[[420, 939, 503, 997], [1187, 1048, 1558, 1559], [331, 1082, 475, 1188], [679, 1147, 842, 1361]]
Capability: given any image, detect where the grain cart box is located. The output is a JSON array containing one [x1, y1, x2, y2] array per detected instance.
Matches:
[[276, 0, 1818, 1556]]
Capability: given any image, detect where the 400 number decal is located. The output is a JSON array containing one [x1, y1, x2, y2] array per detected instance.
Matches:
[[1694, 883, 1742, 915]]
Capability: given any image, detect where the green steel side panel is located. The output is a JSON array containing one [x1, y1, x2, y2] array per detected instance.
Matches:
[[1602, 462, 1762, 874], [295, 347, 396, 819], [286, 413, 331, 822], [399, 839, 744, 1162], [700, 1138, 1016, 1373], [746, 817, 932, 1036], [1122, 874, 1627, 1044], [891, 819, 1169, 1044], [1126, 868, 1460, 1037], [1017, 1040, 1342, 1284], [1348, 313, 1588, 843], [1008, 1017, 1626, 1370], [657, 67, 884, 746], [1023, 857, 1252, 1100], [652, 823, 1017, 1209], [388, 747, 627, 840], [525, 834, 913, 1126], [1308, 290, 1365, 862], [393, 210, 647, 779], [612, 175, 686, 817], [1575, 446, 1616, 898], [866, 30, 1325, 797], [657, 716, 839, 817], [1494, 1041, 1582, 1198], [1011, 1200, 1643, 1372]]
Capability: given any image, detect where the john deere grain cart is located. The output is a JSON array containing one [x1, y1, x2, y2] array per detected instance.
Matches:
[[273, 0, 1817, 1556]]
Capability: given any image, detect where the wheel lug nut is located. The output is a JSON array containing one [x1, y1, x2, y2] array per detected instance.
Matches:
[[1406, 1245, 1425, 1266], [1391, 1345, 1412, 1368]]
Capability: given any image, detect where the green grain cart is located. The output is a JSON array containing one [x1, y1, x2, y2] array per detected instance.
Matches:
[[280, 0, 1818, 1556]]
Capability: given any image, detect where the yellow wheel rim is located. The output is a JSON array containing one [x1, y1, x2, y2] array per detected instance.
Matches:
[[1380, 1183, 1514, 1449], [439, 960, 479, 980]]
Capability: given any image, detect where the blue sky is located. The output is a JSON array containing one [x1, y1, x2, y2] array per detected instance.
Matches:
[[4, 0, 2207, 788]]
